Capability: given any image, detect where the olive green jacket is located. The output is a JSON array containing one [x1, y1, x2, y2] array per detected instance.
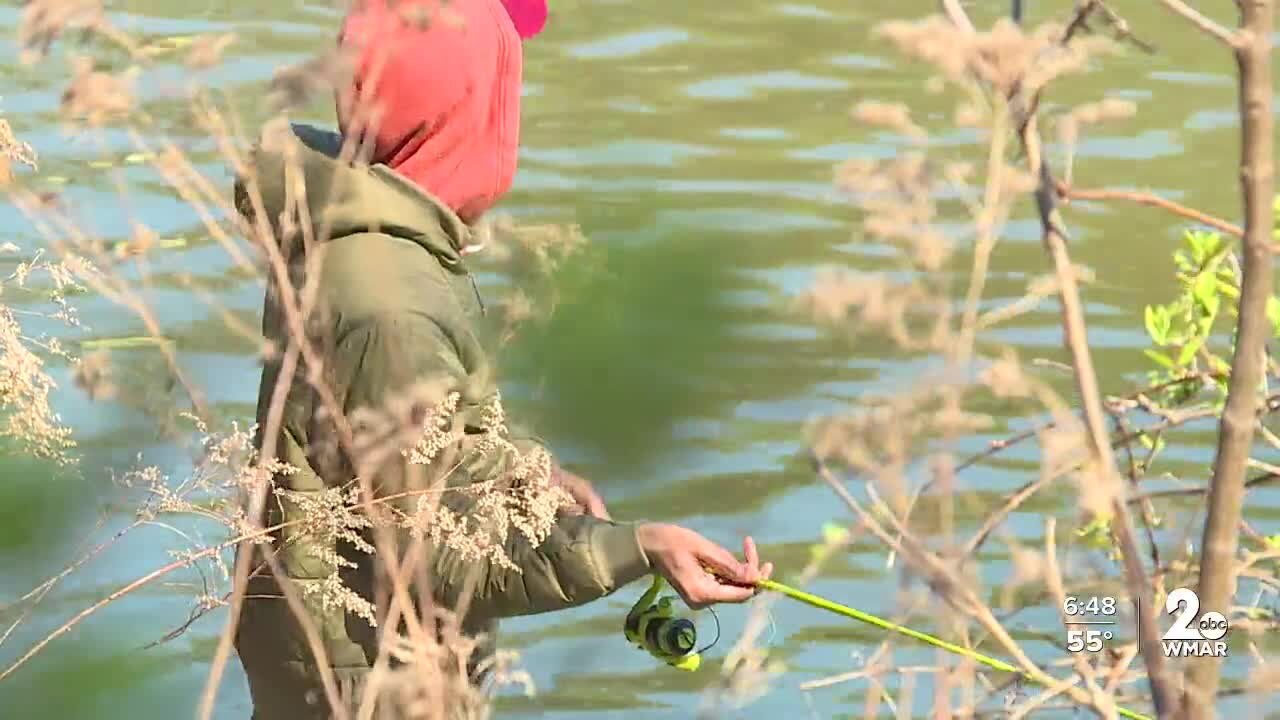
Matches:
[[232, 124, 651, 719]]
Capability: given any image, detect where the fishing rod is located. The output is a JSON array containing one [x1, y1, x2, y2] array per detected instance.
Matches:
[[623, 574, 1154, 720]]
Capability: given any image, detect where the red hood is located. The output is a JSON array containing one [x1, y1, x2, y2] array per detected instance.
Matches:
[[336, 0, 526, 222], [499, 0, 548, 39]]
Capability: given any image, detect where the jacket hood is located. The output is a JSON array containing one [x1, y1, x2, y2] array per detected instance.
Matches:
[[234, 122, 472, 270], [336, 0, 522, 223]]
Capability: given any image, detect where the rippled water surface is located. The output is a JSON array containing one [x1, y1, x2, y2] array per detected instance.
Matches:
[[1, 1, 1278, 718]]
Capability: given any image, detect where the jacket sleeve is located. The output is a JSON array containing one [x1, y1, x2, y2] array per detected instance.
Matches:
[[332, 310, 651, 620]]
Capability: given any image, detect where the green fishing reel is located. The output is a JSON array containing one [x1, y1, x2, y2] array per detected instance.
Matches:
[[624, 575, 712, 671]]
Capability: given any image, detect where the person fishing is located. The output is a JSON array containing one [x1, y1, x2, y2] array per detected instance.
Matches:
[[230, 0, 771, 717]]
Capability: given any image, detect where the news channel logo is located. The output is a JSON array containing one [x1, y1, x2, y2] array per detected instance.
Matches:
[[1160, 587, 1228, 658]]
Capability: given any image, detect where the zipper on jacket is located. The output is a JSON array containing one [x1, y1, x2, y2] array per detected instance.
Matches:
[[468, 271, 487, 316]]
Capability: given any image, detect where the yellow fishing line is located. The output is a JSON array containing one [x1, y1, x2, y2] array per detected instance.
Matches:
[[755, 578, 1153, 720]]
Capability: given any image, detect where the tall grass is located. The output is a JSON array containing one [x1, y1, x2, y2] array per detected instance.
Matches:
[[1, 1, 1277, 719]]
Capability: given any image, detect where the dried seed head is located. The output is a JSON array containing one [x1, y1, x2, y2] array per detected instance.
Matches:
[[852, 100, 927, 142], [1075, 463, 1121, 522], [943, 162, 974, 187], [187, 33, 237, 70], [268, 51, 352, 113], [0, 302, 75, 462], [1057, 114, 1080, 147], [1000, 164, 1039, 197], [1246, 663, 1280, 695], [1039, 420, 1087, 481], [1009, 543, 1046, 586], [981, 350, 1032, 399], [116, 221, 158, 258], [911, 228, 952, 272], [0, 119, 38, 179], [877, 15, 1114, 101], [1071, 98, 1138, 128], [931, 405, 994, 437], [954, 103, 983, 128], [61, 57, 137, 125], [73, 350, 115, 401], [18, 0, 104, 64], [876, 16, 973, 84]]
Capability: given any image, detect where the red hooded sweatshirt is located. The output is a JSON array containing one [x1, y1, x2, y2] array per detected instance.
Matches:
[[336, 0, 543, 223]]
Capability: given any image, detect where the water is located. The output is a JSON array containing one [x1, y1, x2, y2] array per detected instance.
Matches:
[[1, 1, 1278, 718]]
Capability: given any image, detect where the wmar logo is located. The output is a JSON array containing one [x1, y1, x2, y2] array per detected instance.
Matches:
[[1160, 587, 1228, 658]]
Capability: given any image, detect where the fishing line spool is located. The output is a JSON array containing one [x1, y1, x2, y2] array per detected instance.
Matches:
[[624, 575, 717, 671]]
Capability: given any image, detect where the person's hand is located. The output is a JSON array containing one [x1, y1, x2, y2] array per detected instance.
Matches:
[[552, 465, 611, 521], [637, 523, 773, 610]]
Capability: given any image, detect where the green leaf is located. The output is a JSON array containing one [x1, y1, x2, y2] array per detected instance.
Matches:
[[1194, 313, 1215, 340], [1202, 293, 1220, 319], [1144, 348, 1175, 370], [1185, 230, 1224, 264], [1137, 432, 1164, 453], [1144, 305, 1161, 343], [1245, 606, 1275, 621], [1177, 337, 1204, 366], [1144, 305, 1172, 344], [1151, 434, 1166, 456], [1267, 297, 1280, 338], [1076, 517, 1114, 551], [809, 522, 851, 563], [1192, 272, 1219, 315], [1217, 278, 1240, 300], [820, 522, 850, 546], [1184, 232, 1198, 250]]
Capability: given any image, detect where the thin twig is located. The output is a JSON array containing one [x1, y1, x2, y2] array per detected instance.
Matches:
[[1107, 409, 1162, 571], [1027, 114, 1179, 720], [259, 551, 352, 720], [1057, 182, 1244, 238], [0, 480, 460, 684], [0, 517, 135, 615], [1043, 517, 1117, 719], [1130, 470, 1277, 503], [939, 0, 975, 33], [0, 514, 119, 647], [813, 457, 1110, 715], [1159, 0, 1240, 47], [0, 520, 279, 684], [955, 372, 1225, 476]]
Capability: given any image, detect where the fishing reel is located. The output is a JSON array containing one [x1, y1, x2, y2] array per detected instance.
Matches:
[[624, 575, 717, 671]]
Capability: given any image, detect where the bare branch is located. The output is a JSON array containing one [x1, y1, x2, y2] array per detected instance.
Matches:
[[1057, 182, 1244, 238], [938, 0, 975, 33], [813, 458, 1122, 718], [987, 7, 1183, 708], [1159, 0, 1240, 46], [1183, 0, 1277, 713], [1031, 160, 1179, 714]]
